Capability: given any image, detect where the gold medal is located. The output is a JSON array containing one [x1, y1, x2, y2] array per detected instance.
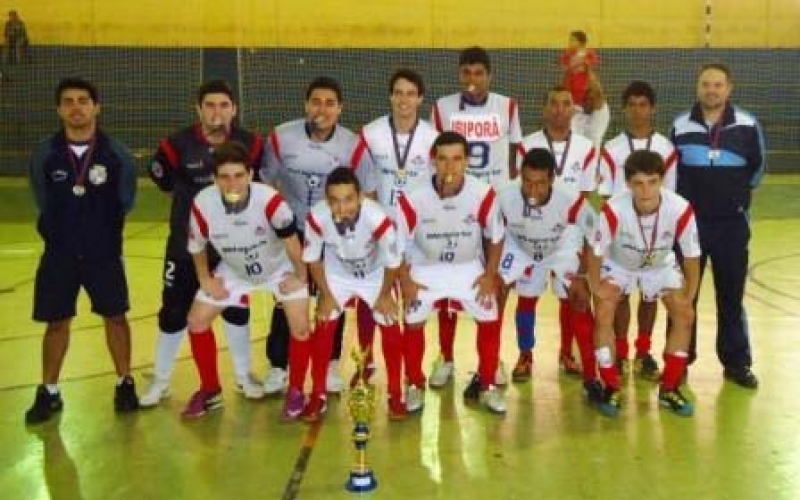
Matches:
[[73, 185, 86, 197], [396, 169, 407, 180], [641, 252, 655, 268]]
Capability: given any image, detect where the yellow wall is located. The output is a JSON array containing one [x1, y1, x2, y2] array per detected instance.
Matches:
[[12, 0, 800, 47]]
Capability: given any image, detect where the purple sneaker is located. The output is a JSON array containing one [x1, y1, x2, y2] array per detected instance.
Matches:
[[282, 388, 305, 420], [181, 389, 222, 419]]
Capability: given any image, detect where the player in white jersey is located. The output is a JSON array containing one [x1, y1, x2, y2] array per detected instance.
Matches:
[[298, 167, 406, 422], [396, 131, 506, 414], [517, 85, 597, 376], [498, 148, 603, 402], [181, 142, 310, 419], [430, 47, 522, 385], [351, 69, 437, 385], [260, 77, 370, 395], [598, 81, 678, 380], [588, 150, 700, 417]]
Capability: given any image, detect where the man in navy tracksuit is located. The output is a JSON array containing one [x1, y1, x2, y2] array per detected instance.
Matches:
[[671, 62, 765, 389], [26, 78, 140, 424]]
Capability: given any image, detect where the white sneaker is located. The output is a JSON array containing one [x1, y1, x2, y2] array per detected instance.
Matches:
[[326, 360, 345, 394], [139, 378, 171, 407], [406, 385, 425, 413], [236, 374, 266, 400], [429, 357, 454, 388], [263, 367, 288, 395], [495, 361, 508, 386], [480, 385, 506, 414]]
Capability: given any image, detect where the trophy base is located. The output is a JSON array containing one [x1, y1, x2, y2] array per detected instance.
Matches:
[[345, 470, 378, 492]]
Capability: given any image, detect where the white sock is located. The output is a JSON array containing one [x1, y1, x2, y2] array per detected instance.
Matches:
[[45, 384, 59, 395], [153, 328, 186, 382], [223, 320, 251, 383]]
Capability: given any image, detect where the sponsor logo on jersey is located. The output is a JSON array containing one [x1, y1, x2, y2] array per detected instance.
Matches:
[[449, 113, 502, 142], [255, 226, 267, 236], [186, 161, 204, 170], [233, 219, 248, 227], [51, 169, 68, 182], [463, 214, 477, 225]]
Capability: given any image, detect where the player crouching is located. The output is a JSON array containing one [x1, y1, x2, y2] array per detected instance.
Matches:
[[588, 150, 700, 417], [183, 141, 310, 419], [299, 167, 406, 422]]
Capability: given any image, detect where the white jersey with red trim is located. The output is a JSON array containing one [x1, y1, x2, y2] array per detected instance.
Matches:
[[518, 130, 597, 196], [498, 182, 587, 262], [303, 198, 401, 279], [592, 188, 700, 271], [356, 115, 437, 210], [259, 119, 371, 229], [598, 132, 677, 196], [188, 183, 296, 285], [431, 92, 522, 189], [395, 175, 504, 266]]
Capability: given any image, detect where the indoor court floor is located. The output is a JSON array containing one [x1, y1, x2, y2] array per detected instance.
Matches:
[[0, 176, 798, 499]]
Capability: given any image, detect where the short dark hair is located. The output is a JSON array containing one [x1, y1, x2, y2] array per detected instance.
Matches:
[[306, 76, 343, 102], [458, 46, 491, 73], [389, 68, 425, 97], [545, 85, 572, 104], [55, 77, 99, 105], [622, 80, 656, 106], [624, 150, 665, 181], [432, 131, 468, 156], [212, 141, 252, 175], [521, 148, 556, 175], [196, 79, 235, 105], [326, 166, 361, 195], [570, 30, 588, 45], [700, 62, 733, 82]]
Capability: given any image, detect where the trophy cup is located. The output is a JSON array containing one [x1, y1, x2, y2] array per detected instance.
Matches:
[[345, 347, 378, 492]]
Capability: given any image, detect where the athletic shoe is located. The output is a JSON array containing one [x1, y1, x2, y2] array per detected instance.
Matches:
[[582, 379, 605, 405], [429, 357, 454, 388], [181, 389, 222, 419], [658, 387, 694, 417], [480, 386, 506, 414], [596, 387, 622, 418], [263, 367, 288, 395], [462, 373, 481, 402], [633, 353, 660, 381], [511, 352, 533, 382], [723, 367, 759, 389], [616, 357, 630, 377], [326, 360, 345, 394], [114, 376, 140, 413], [558, 353, 581, 376], [139, 378, 171, 407], [405, 385, 425, 413], [301, 394, 327, 423], [388, 395, 408, 420], [349, 364, 376, 389], [25, 385, 63, 425], [495, 361, 509, 386], [235, 374, 266, 400], [282, 388, 305, 420]]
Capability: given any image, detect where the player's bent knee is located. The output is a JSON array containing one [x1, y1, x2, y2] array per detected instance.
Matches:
[[221, 306, 249, 326]]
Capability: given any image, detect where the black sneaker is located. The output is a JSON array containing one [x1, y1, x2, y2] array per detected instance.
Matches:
[[583, 379, 604, 405], [633, 353, 661, 381], [463, 373, 481, 402], [25, 385, 63, 425], [658, 386, 694, 416], [723, 367, 758, 389], [597, 387, 622, 417], [114, 376, 140, 412]]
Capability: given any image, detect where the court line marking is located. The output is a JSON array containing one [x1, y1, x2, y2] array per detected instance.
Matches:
[[282, 421, 324, 500], [748, 252, 800, 302]]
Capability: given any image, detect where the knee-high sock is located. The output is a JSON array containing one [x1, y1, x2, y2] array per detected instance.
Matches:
[[438, 304, 457, 362], [477, 320, 501, 389], [662, 351, 689, 391], [404, 324, 426, 387], [288, 335, 312, 392], [558, 299, 575, 357], [596, 348, 621, 391], [379, 323, 403, 398], [153, 328, 186, 382], [616, 338, 630, 360], [571, 308, 597, 382], [189, 328, 220, 392], [222, 320, 251, 382], [311, 320, 338, 396], [634, 332, 652, 357], [356, 299, 376, 366], [515, 297, 538, 353]]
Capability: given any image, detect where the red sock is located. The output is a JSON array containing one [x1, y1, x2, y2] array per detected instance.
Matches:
[[403, 324, 426, 387], [379, 323, 403, 398], [476, 320, 501, 389], [438, 305, 457, 362], [310, 320, 337, 396], [356, 299, 376, 366], [598, 364, 621, 391], [558, 299, 574, 357], [288, 335, 312, 392], [662, 352, 688, 391], [634, 332, 652, 356], [189, 328, 221, 392], [571, 309, 597, 382], [615, 338, 630, 360]]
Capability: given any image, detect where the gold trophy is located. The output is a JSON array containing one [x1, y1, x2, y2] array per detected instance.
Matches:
[[345, 347, 378, 492]]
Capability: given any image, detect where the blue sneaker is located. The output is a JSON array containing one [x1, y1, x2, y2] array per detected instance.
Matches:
[[658, 387, 694, 417], [597, 387, 622, 417]]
